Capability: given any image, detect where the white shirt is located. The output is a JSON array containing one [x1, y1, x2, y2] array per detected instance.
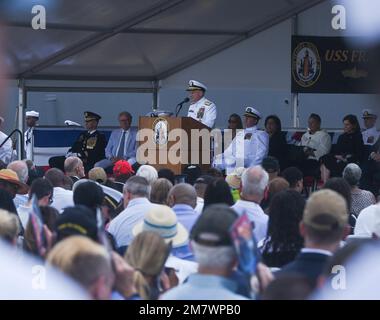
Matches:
[[0, 131, 14, 164], [17, 204, 32, 229], [194, 197, 204, 215], [14, 194, 28, 209], [187, 96, 217, 128], [362, 126, 380, 145], [354, 203, 380, 237], [231, 199, 268, 242], [107, 197, 155, 248], [51, 187, 74, 213], [165, 255, 198, 284], [214, 126, 269, 172], [300, 130, 332, 160]]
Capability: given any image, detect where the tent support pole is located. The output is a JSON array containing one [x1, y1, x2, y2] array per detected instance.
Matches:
[[291, 15, 299, 128], [17, 79, 26, 160], [152, 80, 160, 111]]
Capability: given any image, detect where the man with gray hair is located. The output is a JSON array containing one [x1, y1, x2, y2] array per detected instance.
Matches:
[[231, 165, 269, 242], [7, 160, 29, 208], [168, 183, 199, 232], [161, 204, 247, 300], [107, 176, 155, 248], [64, 156, 85, 184], [343, 163, 375, 217]]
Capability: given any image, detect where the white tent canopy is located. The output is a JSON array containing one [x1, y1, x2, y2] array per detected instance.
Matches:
[[3, 0, 325, 81]]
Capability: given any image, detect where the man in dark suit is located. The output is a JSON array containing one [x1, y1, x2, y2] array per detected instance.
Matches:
[[276, 189, 351, 287], [49, 111, 106, 173]]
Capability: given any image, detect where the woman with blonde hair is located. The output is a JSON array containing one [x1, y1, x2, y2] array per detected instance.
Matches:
[[150, 178, 173, 205], [125, 231, 172, 300]]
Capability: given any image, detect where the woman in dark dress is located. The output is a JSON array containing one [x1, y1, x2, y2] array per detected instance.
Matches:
[[320, 114, 364, 183], [265, 115, 288, 170]]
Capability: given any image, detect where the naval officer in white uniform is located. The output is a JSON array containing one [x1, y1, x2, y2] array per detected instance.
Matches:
[[362, 109, 379, 146], [24, 110, 39, 161], [186, 80, 216, 128], [213, 107, 269, 173]]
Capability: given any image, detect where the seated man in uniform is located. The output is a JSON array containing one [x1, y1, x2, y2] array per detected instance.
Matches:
[[94, 111, 137, 173], [213, 107, 269, 173], [49, 111, 106, 173]]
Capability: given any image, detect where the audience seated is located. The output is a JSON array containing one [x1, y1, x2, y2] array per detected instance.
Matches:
[[204, 178, 235, 210], [150, 178, 173, 205], [107, 176, 154, 248], [161, 204, 247, 300], [132, 205, 193, 261], [0, 209, 20, 245], [231, 166, 269, 242], [125, 231, 172, 300], [193, 175, 214, 214], [277, 190, 350, 287], [281, 167, 303, 193], [7, 160, 29, 208], [167, 183, 199, 232], [136, 165, 158, 186], [342, 163, 376, 217], [261, 190, 305, 268], [44, 168, 74, 212], [261, 177, 289, 211]]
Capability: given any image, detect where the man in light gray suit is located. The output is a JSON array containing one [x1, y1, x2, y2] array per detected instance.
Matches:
[[95, 111, 137, 171]]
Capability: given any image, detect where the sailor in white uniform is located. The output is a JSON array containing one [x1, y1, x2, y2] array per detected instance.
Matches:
[[24, 110, 39, 161], [186, 80, 216, 128], [213, 107, 269, 173], [362, 109, 379, 146], [0, 117, 15, 165]]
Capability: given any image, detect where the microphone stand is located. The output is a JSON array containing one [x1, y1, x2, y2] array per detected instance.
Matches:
[[175, 101, 186, 117]]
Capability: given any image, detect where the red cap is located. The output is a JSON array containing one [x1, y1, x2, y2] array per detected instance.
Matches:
[[113, 160, 135, 177]]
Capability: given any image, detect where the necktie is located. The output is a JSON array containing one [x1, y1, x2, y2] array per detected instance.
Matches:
[[117, 131, 126, 158], [26, 128, 31, 144]]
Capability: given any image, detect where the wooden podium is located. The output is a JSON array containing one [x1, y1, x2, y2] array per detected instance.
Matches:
[[138, 116, 212, 175]]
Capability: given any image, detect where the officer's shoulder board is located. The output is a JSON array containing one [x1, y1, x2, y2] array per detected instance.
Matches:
[[204, 100, 212, 106]]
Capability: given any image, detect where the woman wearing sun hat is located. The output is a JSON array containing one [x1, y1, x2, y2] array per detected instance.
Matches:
[[0, 169, 29, 199]]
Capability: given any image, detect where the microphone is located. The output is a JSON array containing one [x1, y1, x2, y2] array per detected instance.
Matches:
[[175, 97, 190, 117]]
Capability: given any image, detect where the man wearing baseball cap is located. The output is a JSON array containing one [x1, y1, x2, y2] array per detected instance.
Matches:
[[186, 80, 217, 128], [277, 189, 350, 286], [161, 204, 247, 300], [24, 110, 39, 160], [213, 106, 269, 173], [362, 109, 379, 145]]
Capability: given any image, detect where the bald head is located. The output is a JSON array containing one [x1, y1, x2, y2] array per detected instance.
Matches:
[[44, 168, 65, 188], [168, 183, 197, 208], [7, 161, 28, 183], [241, 165, 269, 201]]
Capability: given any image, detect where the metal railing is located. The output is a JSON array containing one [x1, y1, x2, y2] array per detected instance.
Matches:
[[0, 129, 24, 159]]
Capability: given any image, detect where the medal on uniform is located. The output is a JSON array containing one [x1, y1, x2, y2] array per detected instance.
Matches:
[[86, 137, 97, 149], [197, 107, 205, 119]]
